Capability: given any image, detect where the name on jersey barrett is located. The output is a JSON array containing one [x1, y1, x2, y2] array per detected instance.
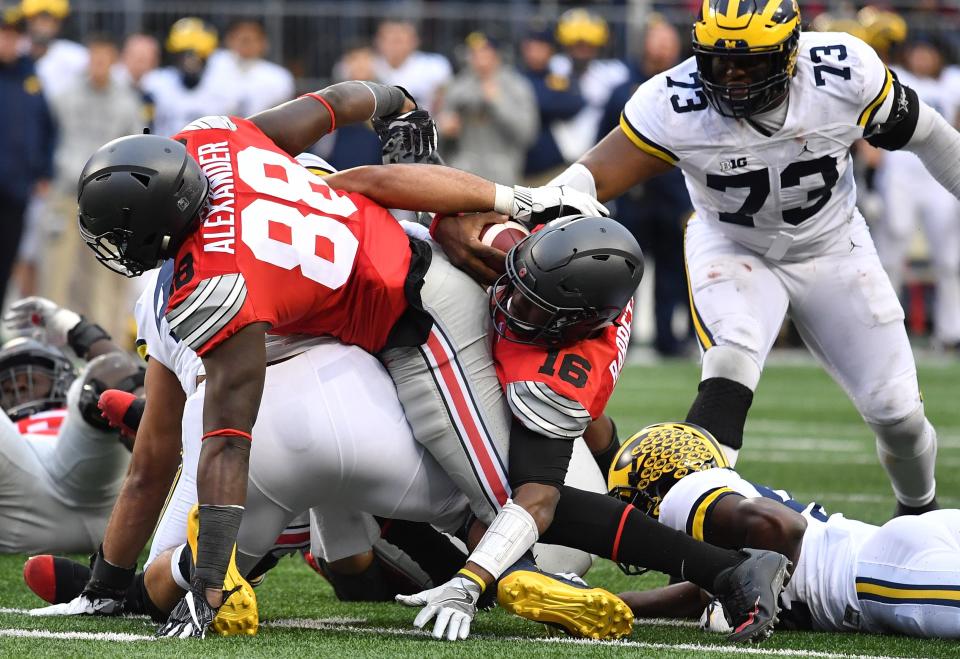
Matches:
[[196, 140, 237, 255]]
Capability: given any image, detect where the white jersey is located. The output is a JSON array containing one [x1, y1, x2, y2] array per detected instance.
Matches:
[[659, 468, 878, 632], [550, 55, 630, 161], [35, 39, 88, 100], [141, 66, 242, 137], [622, 31, 894, 261], [134, 153, 338, 387], [206, 50, 295, 116]]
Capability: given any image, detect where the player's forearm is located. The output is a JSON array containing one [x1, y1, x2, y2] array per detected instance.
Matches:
[[619, 582, 709, 619], [576, 127, 673, 202], [326, 164, 500, 215], [250, 81, 412, 157], [101, 446, 181, 567], [903, 101, 960, 199]]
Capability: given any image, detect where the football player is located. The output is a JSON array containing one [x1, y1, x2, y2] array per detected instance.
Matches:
[[75, 79, 789, 641], [28, 231, 605, 631], [0, 297, 142, 553], [142, 18, 239, 137], [610, 422, 960, 639], [398, 216, 790, 643], [432, 0, 958, 517]]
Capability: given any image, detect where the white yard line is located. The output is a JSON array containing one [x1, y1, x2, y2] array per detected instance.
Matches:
[[0, 617, 926, 658], [0, 628, 154, 642]]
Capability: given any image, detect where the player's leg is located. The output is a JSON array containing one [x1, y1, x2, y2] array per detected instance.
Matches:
[[787, 218, 936, 511], [380, 242, 513, 524], [0, 412, 93, 554], [855, 509, 960, 638], [919, 190, 960, 346], [145, 386, 203, 566], [682, 216, 789, 464]]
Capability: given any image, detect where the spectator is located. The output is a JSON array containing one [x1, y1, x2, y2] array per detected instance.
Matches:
[[519, 23, 586, 184], [207, 18, 294, 116], [597, 17, 692, 357], [40, 33, 142, 339], [142, 18, 240, 137], [312, 43, 382, 171], [20, 0, 86, 99], [374, 18, 451, 113], [114, 32, 159, 131], [549, 8, 628, 162], [0, 8, 53, 313], [438, 32, 538, 184]]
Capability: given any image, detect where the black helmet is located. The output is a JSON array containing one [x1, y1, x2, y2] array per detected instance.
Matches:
[[490, 215, 644, 347], [77, 134, 209, 277], [0, 338, 77, 421]]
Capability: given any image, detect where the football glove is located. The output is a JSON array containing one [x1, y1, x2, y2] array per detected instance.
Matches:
[[374, 109, 440, 164], [3, 296, 80, 348], [504, 185, 609, 227], [395, 574, 482, 641], [157, 579, 221, 639], [699, 597, 733, 633]]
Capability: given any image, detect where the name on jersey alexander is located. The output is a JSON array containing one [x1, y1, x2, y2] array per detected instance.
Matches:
[[196, 140, 237, 254]]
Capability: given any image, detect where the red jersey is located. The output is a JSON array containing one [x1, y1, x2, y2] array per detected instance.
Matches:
[[16, 408, 68, 437], [494, 298, 633, 440], [164, 116, 413, 356]]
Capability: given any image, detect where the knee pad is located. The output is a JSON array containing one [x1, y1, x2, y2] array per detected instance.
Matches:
[[701, 345, 761, 390], [869, 405, 936, 459]]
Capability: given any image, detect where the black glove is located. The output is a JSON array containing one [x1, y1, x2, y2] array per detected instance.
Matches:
[[373, 110, 440, 164], [156, 578, 219, 639]]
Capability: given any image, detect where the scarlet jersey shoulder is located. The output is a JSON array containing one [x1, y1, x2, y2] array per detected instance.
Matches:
[[164, 116, 412, 356], [16, 409, 68, 437], [495, 299, 633, 439]]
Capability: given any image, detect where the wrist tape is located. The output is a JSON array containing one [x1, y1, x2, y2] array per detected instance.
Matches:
[[465, 500, 538, 580], [194, 504, 244, 588]]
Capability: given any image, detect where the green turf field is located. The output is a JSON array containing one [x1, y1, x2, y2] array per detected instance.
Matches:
[[1, 358, 958, 658]]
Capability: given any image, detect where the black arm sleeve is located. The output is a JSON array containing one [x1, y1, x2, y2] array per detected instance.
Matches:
[[865, 78, 920, 152], [508, 417, 574, 489]]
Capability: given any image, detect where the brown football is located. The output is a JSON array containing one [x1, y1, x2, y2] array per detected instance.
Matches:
[[479, 221, 530, 252]]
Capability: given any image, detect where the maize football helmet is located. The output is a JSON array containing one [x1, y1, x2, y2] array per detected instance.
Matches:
[[556, 8, 609, 48], [607, 422, 729, 519], [857, 7, 907, 55], [166, 17, 218, 59], [692, 0, 801, 118]]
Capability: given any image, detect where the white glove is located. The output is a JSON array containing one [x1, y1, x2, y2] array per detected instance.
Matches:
[[395, 574, 482, 641], [494, 184, 609, 227], [699, 598, 733, 633], [3, 296, 81, 348], [29, 593, 123, 617]]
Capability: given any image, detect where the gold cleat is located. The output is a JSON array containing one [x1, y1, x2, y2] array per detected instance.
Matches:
[[498, 570, 634, 640], [185, 504, 259, 636]]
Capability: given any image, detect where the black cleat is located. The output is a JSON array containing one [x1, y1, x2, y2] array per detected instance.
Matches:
[[894, 497, 939, 517], [23, 555, 91, 604], [712, 548, 790, 644]]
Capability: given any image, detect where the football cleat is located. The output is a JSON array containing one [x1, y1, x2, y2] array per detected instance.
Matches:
[[498, 569, 633, 640], [23, 555, 90, 604], [713, 548, 790, 644], [184, 505, 259, 636]]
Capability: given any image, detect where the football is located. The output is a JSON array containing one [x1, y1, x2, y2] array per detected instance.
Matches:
[[479, 221, 530, 252]]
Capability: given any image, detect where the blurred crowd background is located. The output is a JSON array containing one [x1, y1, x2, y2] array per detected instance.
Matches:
[[2, 0, 960, 356]]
